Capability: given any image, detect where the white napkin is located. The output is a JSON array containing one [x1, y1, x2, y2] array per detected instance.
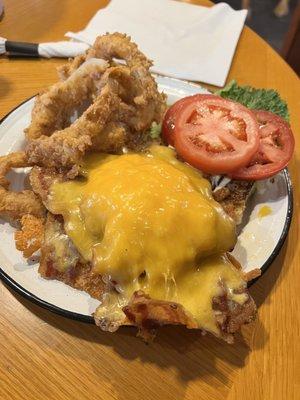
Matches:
[[65, 0, 247, 87], [0, 37, 90, 58], [39, 41, 90, 58]]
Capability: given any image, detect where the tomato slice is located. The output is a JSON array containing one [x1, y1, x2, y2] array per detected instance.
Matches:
[[230, 110, 295, 180], [162, 95, 212, 146], [162, 98, 187, 146], [173, 95, 260, 174]]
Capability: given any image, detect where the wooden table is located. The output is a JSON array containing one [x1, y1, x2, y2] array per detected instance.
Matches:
[[0, 1, 299, 399]]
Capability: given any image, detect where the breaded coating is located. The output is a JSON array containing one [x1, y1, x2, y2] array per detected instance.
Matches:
[[242, 268, 261, 281], [39, 213, 80, 276], [39, 214, 105, 299], [58, 32, 152, 80], [0, 152, 28, 188], [122, 291, 198, 342], [0, 187, 45, 221], [29, 166, 63, 203], [95, 284, 256, 343], [26, 92, 124, 168], [213, 180, 255, 225], [25, 34, 166, 169], [0, 152, 45, 221], [25, 59, 109, 140], [15, 214, 45, 258]]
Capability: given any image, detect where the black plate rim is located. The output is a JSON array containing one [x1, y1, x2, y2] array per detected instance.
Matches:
[[0, 96, 294, 323]]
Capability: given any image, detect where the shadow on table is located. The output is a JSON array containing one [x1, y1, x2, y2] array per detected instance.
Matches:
[[5, 283, 254, 391], [7, 226, 292, 397], [3, 228, 291, 396]]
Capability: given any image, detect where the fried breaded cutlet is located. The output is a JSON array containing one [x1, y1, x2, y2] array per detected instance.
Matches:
[[0, 33, 258, 343], [27, 148, 256, 344], [37, 213, 255, 343], [213, 179, 256, 225]]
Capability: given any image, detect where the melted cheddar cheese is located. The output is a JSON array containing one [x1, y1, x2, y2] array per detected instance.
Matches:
[[48, 146, 248, 333], [258, 205, 272, 218]]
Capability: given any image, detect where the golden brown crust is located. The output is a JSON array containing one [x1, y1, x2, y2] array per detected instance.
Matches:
[[39, 213, 79, 274], [15, 214, 45, 258], [227, 252, 261, 282], [39, 213, 105, 299], [0, 152, 45, 221], [26, 92, 123, 168], [121, 288, 256, 343], [25, 60, 109, 140], [58, 32, 153, 80], [26, 33, 166, 170], [29, 166, 63, 203], [242, 268, 261, 282], [123, 291, 198, 341], [213, 180, 255, 224], [0, 152, 28, 188], [0, 188, 45, 221], [40, 258, 105, 300], [213, 292, 256, 342]]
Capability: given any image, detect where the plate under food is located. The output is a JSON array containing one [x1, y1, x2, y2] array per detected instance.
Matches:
[[0, 76, 293, 323]]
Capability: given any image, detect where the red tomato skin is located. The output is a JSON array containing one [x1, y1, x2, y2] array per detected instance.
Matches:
[[162, 94, 214, 146], [162, 100, 184, 146], [173, 95, 260, 174], [230, 110, 295, 180]]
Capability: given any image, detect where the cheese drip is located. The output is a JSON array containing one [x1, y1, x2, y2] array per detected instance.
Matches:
[[49, 146, 247, 333]]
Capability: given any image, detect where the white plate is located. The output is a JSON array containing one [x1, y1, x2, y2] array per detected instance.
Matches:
[[0, 77, 293, 322]]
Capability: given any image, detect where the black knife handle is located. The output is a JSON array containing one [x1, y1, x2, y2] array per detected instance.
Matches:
[[5, 41, 39, 57]]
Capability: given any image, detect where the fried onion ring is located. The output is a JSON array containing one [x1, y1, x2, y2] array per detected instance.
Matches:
[[58, 32, 152, 80], [25, 59, 110, 140], [25, 34, 166, 169], [26, 91, 128, 168]]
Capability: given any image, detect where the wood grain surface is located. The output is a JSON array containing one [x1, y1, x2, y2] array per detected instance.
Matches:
[[0, 1, 300, 399]]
